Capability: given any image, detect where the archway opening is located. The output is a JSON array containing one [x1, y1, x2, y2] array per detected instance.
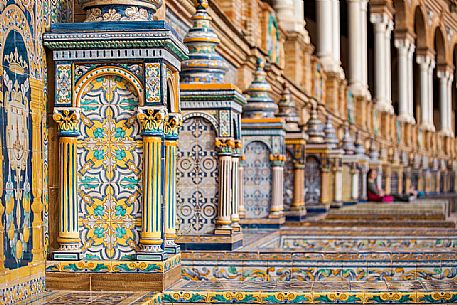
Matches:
[[433, 27, 446, 131]]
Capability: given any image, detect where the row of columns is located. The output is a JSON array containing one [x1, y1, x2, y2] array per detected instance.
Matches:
[[311, 0, 455, 136]]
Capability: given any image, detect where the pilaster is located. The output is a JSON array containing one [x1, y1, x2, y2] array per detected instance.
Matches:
[[137, 107, 167, 261], [164, 113, 182, 254], [215, 138, 234, 234], [52, 108, 81, 261]]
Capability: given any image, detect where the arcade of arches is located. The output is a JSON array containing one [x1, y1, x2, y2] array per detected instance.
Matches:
[[1, 0, 457, 304]]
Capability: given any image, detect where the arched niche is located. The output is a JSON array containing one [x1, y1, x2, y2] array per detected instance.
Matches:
[[243, 141, 272, 219], [77, 73, 143, 260], [176, 116, 219, 235]]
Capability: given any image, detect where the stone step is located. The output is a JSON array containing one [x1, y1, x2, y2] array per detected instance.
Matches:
[[286, 220, 456, 228], [325, 213, 446, 221], [164, 280, 457, 304]]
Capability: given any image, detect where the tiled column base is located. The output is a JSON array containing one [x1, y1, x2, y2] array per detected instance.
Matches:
[[45, 254, 181, 291]]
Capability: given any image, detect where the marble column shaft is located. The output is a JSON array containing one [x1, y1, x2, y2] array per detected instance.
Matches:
[[348, 0, 368, 96], [417, 55, 434, 130], [371, 13, 393, 112], [437, 70, 454, 136], [395, 38, 415, 123], [317, 0, 340, 73]]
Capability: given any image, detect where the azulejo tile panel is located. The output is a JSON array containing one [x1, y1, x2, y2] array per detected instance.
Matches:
[[244, 141, 272, 218], [78, 75, 142, 260], [177, 117, 219, 235], [2, 30, 34, 271]]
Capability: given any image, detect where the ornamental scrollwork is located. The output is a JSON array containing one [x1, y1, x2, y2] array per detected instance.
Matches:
[[53, 108, 80, 136], [137, 107, 167, 135]]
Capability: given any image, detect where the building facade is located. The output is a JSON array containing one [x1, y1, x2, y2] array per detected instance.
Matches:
[[2, 0, 457, 303]]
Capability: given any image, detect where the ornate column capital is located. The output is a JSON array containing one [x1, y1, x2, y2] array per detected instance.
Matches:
[[232, 140, 243, 157], [53, 108, 81, 137], [270, 153, 286, 167], [215, 138, 235, 155], [164, 113, 183, 141], [137, 106, 167, 136]]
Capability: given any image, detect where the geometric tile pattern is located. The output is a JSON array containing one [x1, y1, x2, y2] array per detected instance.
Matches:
[[283, 150, 294, 212], [177, 117, 219, 235], [304, 156, 321, 207], [243, 141, 272, 218], [78, 75, 142, 260]]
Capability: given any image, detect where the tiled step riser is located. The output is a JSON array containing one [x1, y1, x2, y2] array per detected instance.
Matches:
[[325, 214, 446, 221], [163, 290, 457, 305], [287, 221, 455, 228], [182, 263, 457, 282], [258, 237, 457, 251]]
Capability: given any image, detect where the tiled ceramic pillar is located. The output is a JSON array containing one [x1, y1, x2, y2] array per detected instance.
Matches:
[[215, 139, 234, 232], [164, 113, 182, 253], [52, 108, 81, 260], [0, 169, 4, 269], [137, 107, 167, 260], [238, 157, 246, 218], [321, 158, 332, 205], [231, 140, 242, 231], [333, 159, 343, 207], [351, 166, 359, 201], [292, 163, 305, 210], [270, 154, 285, 218]]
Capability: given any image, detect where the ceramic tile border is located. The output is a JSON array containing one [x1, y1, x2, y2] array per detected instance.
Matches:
[[162, 290, 457, 304], [46, 254, 181, 273]]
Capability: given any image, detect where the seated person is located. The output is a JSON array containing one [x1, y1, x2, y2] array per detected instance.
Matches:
[[367, 169, 394, 202], [367, 169, 422, 203]]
